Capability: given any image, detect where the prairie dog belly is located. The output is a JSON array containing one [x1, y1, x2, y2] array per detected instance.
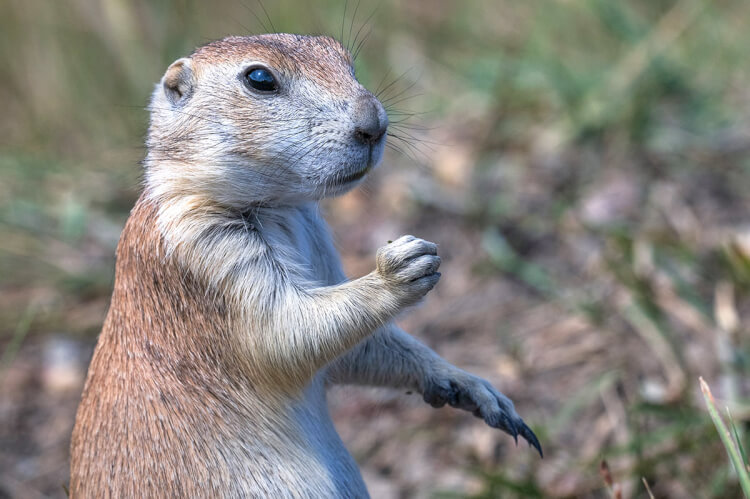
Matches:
[[221, 379, 366, 498], [284, 376, 369, 497]]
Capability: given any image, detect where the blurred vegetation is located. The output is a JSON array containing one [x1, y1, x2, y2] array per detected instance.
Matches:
[[2, 0, 750, 497]]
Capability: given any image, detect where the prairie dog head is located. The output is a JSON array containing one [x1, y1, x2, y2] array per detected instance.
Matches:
[[145, 34, 388, 207]]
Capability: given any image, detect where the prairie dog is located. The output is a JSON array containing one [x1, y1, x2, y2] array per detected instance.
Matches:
[[70, 34, 541, 498]]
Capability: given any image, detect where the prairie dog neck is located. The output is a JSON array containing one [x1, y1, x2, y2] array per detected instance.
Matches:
[[151, 190, 334, 289]]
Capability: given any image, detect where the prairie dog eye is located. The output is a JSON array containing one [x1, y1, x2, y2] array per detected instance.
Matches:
[[243, 67, 278, 93]]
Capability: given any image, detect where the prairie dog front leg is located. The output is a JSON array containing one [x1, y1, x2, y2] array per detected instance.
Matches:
[[327, 325, 543, 456], [246, 235, 440, 387]]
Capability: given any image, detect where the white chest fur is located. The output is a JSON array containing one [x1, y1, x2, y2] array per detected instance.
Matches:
[[251, 203, 342, 286]]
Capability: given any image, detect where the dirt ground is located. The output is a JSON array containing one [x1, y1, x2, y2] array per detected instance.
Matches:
[[3, 151, 748, 498]]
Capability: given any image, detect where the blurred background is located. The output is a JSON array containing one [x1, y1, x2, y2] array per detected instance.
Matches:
[[1, 0, 750, 497]]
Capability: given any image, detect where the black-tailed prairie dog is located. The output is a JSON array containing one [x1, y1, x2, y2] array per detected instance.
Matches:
[[70, 34, 541, 498]]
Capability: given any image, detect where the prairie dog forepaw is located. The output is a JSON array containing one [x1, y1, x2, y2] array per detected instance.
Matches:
[[376, 235, 441, 305], [422, 371, 543, 457]]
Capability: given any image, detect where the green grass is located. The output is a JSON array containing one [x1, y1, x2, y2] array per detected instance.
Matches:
[[701, 378, 750, 497]]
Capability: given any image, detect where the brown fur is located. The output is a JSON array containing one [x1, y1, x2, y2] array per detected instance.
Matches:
[[70, 197, 235, 496]]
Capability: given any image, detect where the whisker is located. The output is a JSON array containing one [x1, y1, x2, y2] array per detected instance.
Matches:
[[237, 0, 269, 33], [257, 0, 277, 33], [386, 108, 430, 117], [347, 0, 361, 52], [386, 141, 419, 164], [341, 0, 348, 47], [352, 3, 380, 58], [376, 68, 413, 101], [388, 116, 430, 126], [352, 26, 372, 62], [389, 130, 438, 150], [349, 0, 377, 62], [380, 76, 420, 107], [388, 131, 433, 159], [374, 68, 392, 97], [382, 92, 423, 109]]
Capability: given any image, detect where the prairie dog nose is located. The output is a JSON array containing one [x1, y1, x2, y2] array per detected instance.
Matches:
[[352, 94, 388, 145]]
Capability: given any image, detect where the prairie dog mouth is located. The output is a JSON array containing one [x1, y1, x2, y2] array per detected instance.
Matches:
[[331, 165, 372, 186]]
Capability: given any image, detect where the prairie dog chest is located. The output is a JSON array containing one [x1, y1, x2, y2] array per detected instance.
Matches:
[[254, 204, 338, 284]]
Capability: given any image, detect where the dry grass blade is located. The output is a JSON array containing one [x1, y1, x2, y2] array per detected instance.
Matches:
[[642, 477, 655, 499]]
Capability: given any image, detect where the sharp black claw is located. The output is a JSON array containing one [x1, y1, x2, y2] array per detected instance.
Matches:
[[424, 376, 543, 458], [507, 417, 519, 445], [519, 422, 543, 458]]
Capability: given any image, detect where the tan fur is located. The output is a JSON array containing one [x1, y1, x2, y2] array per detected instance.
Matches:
[[70, 34, 540, 498]]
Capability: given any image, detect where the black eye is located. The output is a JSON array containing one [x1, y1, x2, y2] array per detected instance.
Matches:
[[244, 67, 278, 93]]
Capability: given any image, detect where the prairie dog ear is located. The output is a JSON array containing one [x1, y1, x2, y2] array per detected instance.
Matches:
[[162, 58, 195, 105]]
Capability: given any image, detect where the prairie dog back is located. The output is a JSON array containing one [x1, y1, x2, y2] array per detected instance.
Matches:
[[70, 33, 540, 499]]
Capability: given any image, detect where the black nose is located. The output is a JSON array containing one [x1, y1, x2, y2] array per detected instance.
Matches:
[[352, 94, 388, 145]]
